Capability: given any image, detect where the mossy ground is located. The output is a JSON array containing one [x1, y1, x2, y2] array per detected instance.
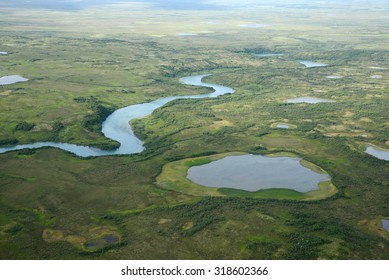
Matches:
[[1, 2, 389, 259]]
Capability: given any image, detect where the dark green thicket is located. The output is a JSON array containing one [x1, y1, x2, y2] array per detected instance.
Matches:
[[81, 98, 115, 133], [0, 138, 19, 145], [14, 121, 35, 132]]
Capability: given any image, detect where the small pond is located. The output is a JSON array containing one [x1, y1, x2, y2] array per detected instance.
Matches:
[[187, 154, 330, 192], [104, 234, 118, 243], [326, 75, 343, 79], [286, 97, 333, 104], [365, 146, 389, 161], [276, 123, 290, 129], [85, 234, 118, 249], [298, 60, 327, 68], [382, 220, 389, 234], [0, 75, 28, 85]]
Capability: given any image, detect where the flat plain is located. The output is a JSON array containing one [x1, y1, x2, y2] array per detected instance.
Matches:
[[0, 0, 389, 259]]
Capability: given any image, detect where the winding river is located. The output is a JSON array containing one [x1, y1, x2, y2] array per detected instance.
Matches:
[[0, 75, 234, 157]]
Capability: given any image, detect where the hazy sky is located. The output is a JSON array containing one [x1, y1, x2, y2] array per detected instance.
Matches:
[[0, 0, 220, 10], [1, 0, 387, 11]]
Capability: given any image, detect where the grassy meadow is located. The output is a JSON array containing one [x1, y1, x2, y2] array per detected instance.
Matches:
[[0, 1, 389, 259]]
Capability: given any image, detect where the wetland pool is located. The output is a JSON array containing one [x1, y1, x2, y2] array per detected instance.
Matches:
[[187, 154, 331, 192], [0, 75, 28, 85], [85, 234, 118, 249], [365, 146, 389, 161], [286, 97, 333, 104], [298, 60, 327, 68], [276, 124, 291, 129], [326, 75, 343, 79]]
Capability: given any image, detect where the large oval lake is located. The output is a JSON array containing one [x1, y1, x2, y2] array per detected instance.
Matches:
[[187, 154, 331, 192]]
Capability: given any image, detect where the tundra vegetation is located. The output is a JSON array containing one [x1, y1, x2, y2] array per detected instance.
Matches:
[[0, 0, 389, 259]]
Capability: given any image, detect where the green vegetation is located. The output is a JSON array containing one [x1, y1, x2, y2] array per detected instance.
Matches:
[[1, 1, 389, 260], [14, 121, 35, 132], [185, 158, 213, 167]]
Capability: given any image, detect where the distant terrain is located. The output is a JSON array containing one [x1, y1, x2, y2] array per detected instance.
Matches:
[[0, 0, 388, 259]]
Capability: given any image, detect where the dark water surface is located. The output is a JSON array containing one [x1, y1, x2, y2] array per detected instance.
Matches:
[[104, 234, 118, 243], [382, 220, 389, 234]]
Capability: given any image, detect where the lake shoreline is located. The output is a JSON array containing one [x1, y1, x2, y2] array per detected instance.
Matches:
[[157, 151, 337, 200]]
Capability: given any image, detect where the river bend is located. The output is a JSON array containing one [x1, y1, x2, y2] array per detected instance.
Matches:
[[0, 75, 234, 157]]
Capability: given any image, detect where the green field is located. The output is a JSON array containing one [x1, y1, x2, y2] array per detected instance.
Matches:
[[1, 1, 389, 259]]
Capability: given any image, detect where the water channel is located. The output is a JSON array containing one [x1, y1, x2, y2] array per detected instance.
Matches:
[[0, 75, 234, 157]]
